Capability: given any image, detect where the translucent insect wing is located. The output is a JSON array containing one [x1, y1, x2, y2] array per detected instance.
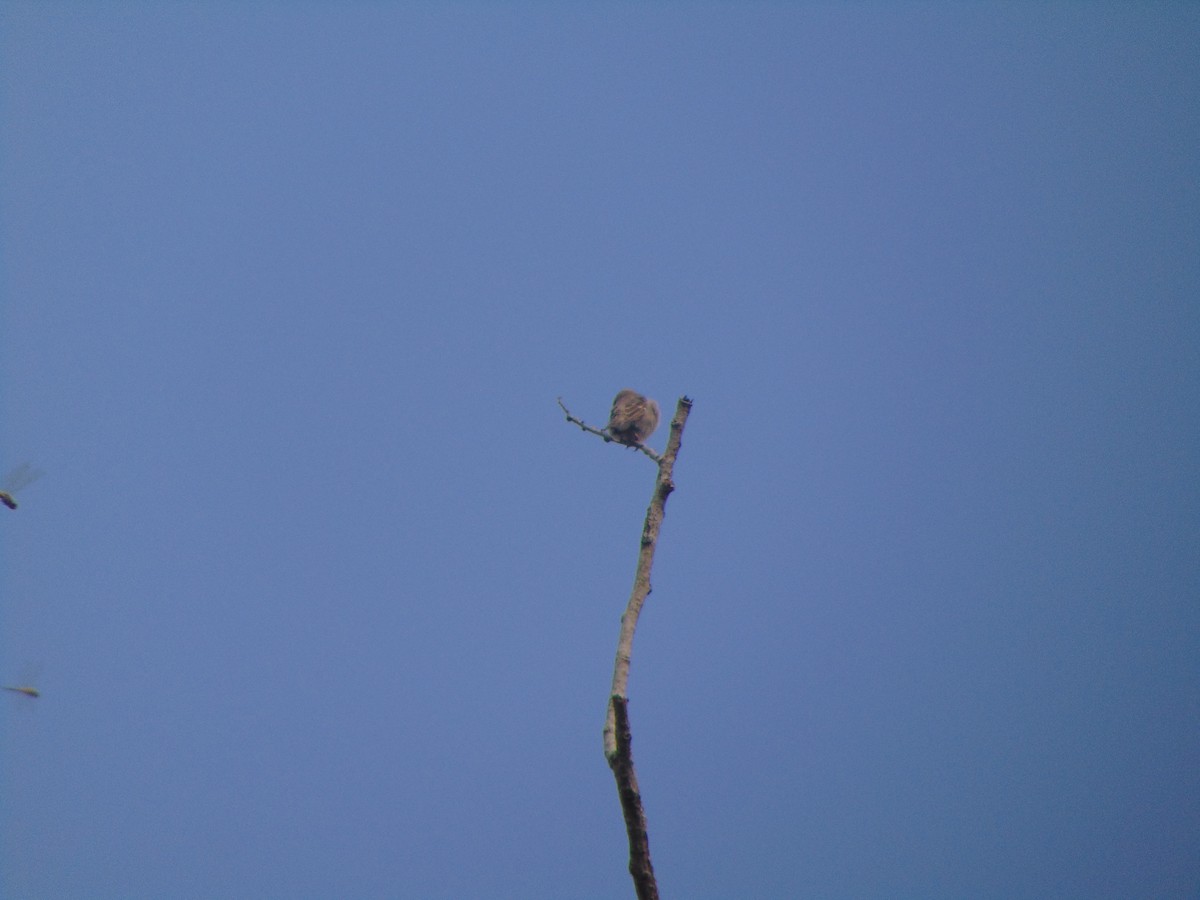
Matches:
[[2, 463, 44, 494]]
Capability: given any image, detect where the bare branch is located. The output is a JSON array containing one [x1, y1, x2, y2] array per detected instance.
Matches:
[[557, 397, 662, 462], [560, 394, 692, 899], [604, 397, 690, 754], [609, 696, 658, 900]]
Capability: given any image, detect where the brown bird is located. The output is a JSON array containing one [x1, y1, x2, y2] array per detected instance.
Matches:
[[606, 389, 660, 446]]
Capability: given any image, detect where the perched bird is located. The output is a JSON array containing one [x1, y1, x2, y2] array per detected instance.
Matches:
[[606, 389, 661, 446]]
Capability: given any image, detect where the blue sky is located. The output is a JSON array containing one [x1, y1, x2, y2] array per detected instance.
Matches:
[[2, 4, 1197, 898]]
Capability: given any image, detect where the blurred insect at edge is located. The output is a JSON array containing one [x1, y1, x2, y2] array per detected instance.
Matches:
[[2, 684, 39, 699], [0, 463, 44, 510]]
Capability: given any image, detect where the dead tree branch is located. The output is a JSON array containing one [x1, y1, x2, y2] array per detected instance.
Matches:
[[560, 393, 692, 900], [609, 695, 656, 900], [557, 397, 662, 462]]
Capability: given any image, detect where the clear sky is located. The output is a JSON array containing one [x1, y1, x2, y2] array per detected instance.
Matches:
[[1, 4, 1197, 898]]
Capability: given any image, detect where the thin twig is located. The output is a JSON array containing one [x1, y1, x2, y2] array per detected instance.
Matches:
[[557, 397, 662, 462]]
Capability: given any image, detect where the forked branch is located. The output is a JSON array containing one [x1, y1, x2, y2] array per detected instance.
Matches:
[[561, 393, 692, 900], [603, 397, 689, 750]]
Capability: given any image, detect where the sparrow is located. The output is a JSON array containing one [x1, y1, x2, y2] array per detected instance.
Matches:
[[606, 389, 660, 446]]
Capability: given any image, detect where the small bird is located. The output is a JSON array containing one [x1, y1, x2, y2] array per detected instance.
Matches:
[[2, 685, 39, 699], [606, 389, 660, 446]]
